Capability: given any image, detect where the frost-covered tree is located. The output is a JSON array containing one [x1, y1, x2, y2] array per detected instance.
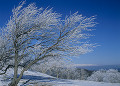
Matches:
[[87, 69, 120, 83], [0, 1, 96, 86], [30, 57, 73, 79], [30, 57, 68, 74], [0, 32, 14, 74], [103, 69, 120, 83], [87, 69, 106, 82]]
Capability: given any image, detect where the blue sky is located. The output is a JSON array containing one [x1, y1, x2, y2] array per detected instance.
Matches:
[[0, 0, 120, 65]]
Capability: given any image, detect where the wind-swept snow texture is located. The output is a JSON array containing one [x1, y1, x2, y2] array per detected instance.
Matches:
[[0, 69, 120, 86]]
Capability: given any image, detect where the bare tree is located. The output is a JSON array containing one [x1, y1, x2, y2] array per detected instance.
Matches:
[[0, 1, 96, 86]]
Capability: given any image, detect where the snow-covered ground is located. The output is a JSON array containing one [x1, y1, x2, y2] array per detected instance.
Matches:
[[0, 68, 120, 86], [52, 80, 120, 86]]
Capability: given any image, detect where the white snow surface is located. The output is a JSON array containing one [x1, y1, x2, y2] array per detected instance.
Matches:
[[0, 68, 120, 86], [52, 80, 120, 86]]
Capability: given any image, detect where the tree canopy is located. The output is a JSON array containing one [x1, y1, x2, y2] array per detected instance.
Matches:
[[0, 1, 96, 86]]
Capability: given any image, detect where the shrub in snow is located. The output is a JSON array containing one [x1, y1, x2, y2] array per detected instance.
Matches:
[[87, 69, 106, 82], [103, 69, 120, 83], [87, 69, 120, 83]]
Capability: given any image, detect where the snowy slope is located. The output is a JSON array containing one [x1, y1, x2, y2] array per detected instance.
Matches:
[[52, 80, 120, 86], [0, 68, 120, 86]]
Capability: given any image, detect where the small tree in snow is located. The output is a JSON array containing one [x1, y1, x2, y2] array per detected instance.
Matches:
[[0, 1, 96, 86], [87, 69, 106, 82], [87, 69, 120, 83], [103, 69, 120, 83]]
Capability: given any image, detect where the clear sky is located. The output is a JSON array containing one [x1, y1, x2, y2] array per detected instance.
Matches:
[[0, 0, 120, 65]]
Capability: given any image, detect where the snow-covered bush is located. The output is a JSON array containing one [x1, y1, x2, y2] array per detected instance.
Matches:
[[87, 69, 120, 83], [103, 69, 120, 83], [87, 69, 106, 82]]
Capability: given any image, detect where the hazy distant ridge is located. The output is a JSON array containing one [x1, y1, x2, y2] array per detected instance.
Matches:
[[73, 64, 120, 71]]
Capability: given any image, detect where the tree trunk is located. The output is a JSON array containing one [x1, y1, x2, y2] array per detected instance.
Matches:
[[8, 81, 18, 86], [13, 50, 18, 85], [8, 51, 47, 86], [9, 40, 19, 86], [56, 72, 59, 78]]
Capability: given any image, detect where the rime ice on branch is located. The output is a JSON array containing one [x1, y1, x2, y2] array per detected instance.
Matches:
[[0, 1, 96, 86]]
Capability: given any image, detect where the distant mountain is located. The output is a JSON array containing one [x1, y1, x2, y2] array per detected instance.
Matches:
[[74, 64, 120, 71], [71, 64, 98, 67]]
